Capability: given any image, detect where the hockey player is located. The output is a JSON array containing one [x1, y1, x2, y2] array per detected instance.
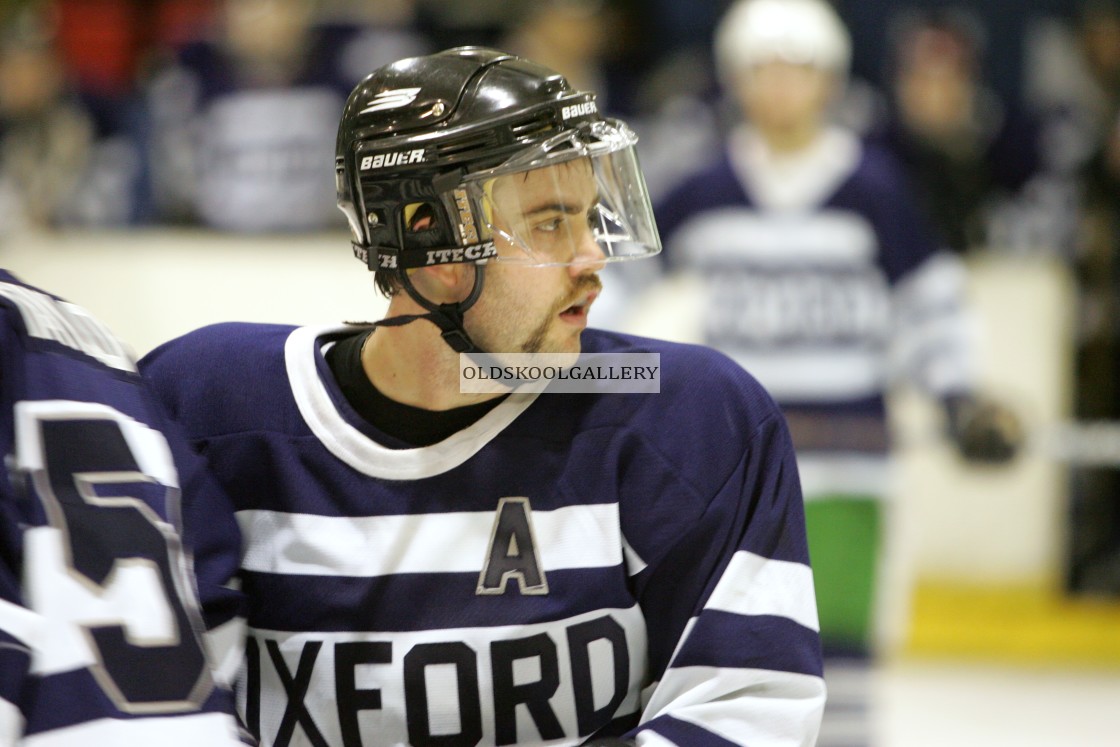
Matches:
[[140, 47, 826, 746], [0, 270, 248, 745], [648, 1, 1021, 745]]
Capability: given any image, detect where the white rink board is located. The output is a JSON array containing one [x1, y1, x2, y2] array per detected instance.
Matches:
[[2, 229, 387, 357], [2, 230, 1075, 590]]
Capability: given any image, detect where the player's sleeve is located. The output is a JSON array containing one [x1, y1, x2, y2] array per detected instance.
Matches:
[[162, 412, 247, 688], [0, 316, 39, 742], [139, 332, 253, 698], [626, 407, 825, 746], [0, 559, 39, 744], [863, 146, 978, 398], [889, 250, 977, 397]]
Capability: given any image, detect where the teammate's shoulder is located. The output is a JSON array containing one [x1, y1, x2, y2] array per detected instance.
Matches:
[[0, 268, 27, 289], [0, 270, 60, 305]]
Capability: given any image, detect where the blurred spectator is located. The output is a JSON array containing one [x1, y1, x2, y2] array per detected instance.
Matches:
[[48, 1, 214, 143], [412, 0, 508, 49], [871, 8, 1044, 256], [144, 0, 428, 232], [1065, 2, 1120, 596], [52, 0, 186, 101], [315, 0, 431, 85], [1024, 0, 1120, 595], [491, 0, 710, 198], [601, 0, 1024, 744], [1067, 114, 1120, 595], [497, 1, 612, 110], [0, 5, 141, 232], [1027, 0, 1120, 174]]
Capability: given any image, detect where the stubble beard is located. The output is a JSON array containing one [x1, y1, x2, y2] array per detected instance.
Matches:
[[518, 273, 603, 354]]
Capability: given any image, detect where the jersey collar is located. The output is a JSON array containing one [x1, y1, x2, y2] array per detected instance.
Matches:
[[284, 324, 542, 479]]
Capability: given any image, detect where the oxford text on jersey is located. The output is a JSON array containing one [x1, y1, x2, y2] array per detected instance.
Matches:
[[244, 612, 640, 747]]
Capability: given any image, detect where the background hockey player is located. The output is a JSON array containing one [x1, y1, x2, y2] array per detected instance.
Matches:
[[641, 1, 1023, 744], [0, 270, 249, 745], [140, 47, 826, 746]]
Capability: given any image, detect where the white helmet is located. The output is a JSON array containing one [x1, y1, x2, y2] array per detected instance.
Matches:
[[714, 0, 852, 83]]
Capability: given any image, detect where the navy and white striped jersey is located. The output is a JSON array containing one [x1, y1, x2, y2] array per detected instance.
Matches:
[[655, 126, 975, 497], [140, 321, 825, 747], [0, 271, 248, 746]]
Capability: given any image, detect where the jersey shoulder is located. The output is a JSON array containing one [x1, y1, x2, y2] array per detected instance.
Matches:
[[139, 321, 300, 437], [576, 329, 798, 552], [654, 152, 745, 239], [839, 139, 920, 200], [833, 140, 946, 278], [582, 327, 788, 456], [586, 328, 777, 407]]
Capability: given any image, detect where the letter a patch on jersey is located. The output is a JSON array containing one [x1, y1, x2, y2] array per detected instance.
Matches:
[[477, 497, 548, 595]]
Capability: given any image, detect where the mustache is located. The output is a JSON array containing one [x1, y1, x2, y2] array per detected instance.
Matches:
[[565, 274, 603, 304], [553, 277, 602, 315]]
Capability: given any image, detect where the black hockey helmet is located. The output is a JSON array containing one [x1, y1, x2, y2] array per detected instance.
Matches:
[[335, 47, 659, 352]]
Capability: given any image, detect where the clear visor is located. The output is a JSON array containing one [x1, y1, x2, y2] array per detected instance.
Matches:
[[453, 120, 661, 267]]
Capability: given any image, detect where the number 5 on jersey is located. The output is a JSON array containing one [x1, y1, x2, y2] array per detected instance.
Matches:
[[14, 400, 214, 713]]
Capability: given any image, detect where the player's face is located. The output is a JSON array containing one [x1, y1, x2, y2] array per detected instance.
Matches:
[[737, 60, 834, 142], [465, 159, 605, 355]]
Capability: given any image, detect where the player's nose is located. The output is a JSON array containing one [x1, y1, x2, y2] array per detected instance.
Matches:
[[569, 231, 606, 276]]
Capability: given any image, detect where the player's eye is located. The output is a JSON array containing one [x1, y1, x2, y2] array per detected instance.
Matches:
[[535, 215, 565, 233]]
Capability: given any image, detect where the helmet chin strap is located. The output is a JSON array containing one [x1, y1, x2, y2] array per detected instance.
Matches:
[[366, 264, 486, 354]]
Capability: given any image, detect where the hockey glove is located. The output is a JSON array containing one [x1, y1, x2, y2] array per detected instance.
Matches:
[[943, 393, 1023, 464]]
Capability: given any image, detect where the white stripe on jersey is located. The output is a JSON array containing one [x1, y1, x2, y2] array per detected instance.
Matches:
[[0, 597, 41, 650], [238, 503, 624, 577], [633, 731, 677, 747], [0, 699, 20, 746], [893, 251, 969, 310], [724, 347, 885, 402], [889, 252, 975, 396], [284, 325, 543, 480], [705, 552, 819, 632], [620, 533, 648, 576], [0, 282, 136, 373], [244, 604, 648, 747], [671, 208, 877, 267], [206, 616, 247, 687], [639, 666, 825, 747], [22, 713, 244, 747]]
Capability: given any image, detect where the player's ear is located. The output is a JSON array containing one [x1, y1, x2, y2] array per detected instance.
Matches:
[[408, 263, 475, 303]]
